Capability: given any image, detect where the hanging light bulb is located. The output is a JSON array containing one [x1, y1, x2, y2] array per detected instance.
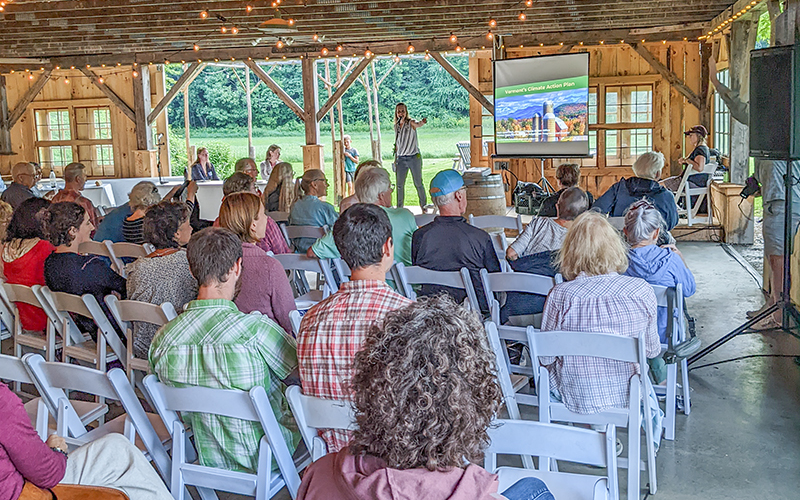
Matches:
[[365, 48, 373, 58], [518, 11, 526, 21], [394, 56, 401, 63], [424, 52, 431, 61], [407, 42, 415, 53], [312, 33, 319, 42], [131, 70, 138, 78], [245, 5, 253, 13], [193, 44, 200, 51], [28, 74, 34, 80], [489, 19, 497, 28], [449, 33, 457, 43], [455, 45, 462, 52], [231, 26, 239, 34], [526, 0, 533, 6], [487, 30, 493, 40], [64, 77, 70, 84], [199, 10, 208, 19], [276, 39, 284, 48], [287, 18, 295, 26], [98, 77, 104, 84], [336, 44, 343, 52], [321, 47, 329, 56], [220, 26, 227, 34]]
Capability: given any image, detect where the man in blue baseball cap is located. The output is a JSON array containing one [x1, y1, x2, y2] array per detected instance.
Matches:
[[411, 169, 500, 311]]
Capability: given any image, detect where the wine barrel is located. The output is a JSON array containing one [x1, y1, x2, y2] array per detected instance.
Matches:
[[464, 173, 506, 217]]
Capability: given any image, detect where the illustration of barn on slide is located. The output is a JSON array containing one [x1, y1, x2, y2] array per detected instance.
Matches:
[[530, 101, 568, 142]]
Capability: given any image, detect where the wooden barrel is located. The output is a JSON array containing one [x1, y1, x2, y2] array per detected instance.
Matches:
[[465, 173, 506, 217]]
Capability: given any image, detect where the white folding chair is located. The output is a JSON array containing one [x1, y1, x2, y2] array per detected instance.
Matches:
[[271, 253, 337, 310], [485, 420, 618, 500], [105, 296, 177, 383], [1, 284, 60, 372], [284, 385, 356, 462], [469, 214, 524, 234], [288, 310, 302, 337], [674, 160, 718, 226], [332, 258, 399, 285], [23, 353, 170, 454], [78, 240, 123, 275], [107, 241, 149, 278], [37, 288, 122, 373], [0, 284, 16, 343], [528, 330, 657, 500], [143, 374, 309, 500], [484, 322, 535, 469], [393, 262, 479, 311], [267, 211, 290, 224], [414, 213, 436, 227], [651, 284, 690, 441], [281, 225, 327, 253], [480, 269, 561, 327]]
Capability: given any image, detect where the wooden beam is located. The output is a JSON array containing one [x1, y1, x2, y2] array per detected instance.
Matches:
[[302, 57, 320, 145], [0, 75, 12, 154], [147, 62, 203, 125], [243, 59, 305, 121], [132, 67, 153, 150], [430, 51, 494, 115], [79, 67, 136, 123], [629, 42, 702, 110], [316, 57, 371, 122], [8, 69, 52, 128]]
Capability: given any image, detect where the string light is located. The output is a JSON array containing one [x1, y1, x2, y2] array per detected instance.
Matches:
[[288, 18, 295, 26], [526, 0, 533, 6], [312, 33, 319, 42], [365, 48, 373, 58], [131, 70, 138, 78], [488, 19, 497, 28], [276, 40, 284, 48], [199, 10, 208, 19], [98, 77, 104, 84], [487, 31, 493, 40], [394, 56, 401, 63], [28, 74, 34, 80], [449, 33, 457, 43], [64, 78, 70, 84], [407, 42, 415, 53], [336, 44, 343, 52], [193, 44, 200, 51], [518, 12, 526, 21], [424, 52, 431, 61], [321, 47, 329, 56], [220, 26, 227, 34], [231, 26, 239, 35], [455, 45, 462, 52], [246, 5, 253, 13]]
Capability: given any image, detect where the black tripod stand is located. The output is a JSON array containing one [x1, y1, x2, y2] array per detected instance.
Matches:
[[688, 158, 800, 367]]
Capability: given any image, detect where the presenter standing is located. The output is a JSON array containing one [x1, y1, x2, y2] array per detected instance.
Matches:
[[394, 103, 428, 211]]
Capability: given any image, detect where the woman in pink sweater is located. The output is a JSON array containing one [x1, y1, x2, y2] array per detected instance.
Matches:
[[296, 295, 554, 500], [219, 192, 296, 334], [0, 382, 171, 500]]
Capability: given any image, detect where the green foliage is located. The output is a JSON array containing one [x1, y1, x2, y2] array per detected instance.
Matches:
[[756, 11, 771, 49], [168, 128, 188, 176], [205, 141, 235, 178]]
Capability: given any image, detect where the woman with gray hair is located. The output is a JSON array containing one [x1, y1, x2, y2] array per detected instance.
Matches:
[[623, 199, 696, 383]]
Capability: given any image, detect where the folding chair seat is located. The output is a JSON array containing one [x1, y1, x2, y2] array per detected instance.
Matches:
[[651, 284, 691, 441], [78, 240, 123, 275], [106, 241, 150, 278], [480, 269, 561, 328], [485, 420, 619, 500], [37, 288, 122, 372], [393, 262, 480, 311], [527, 330, 657, 500], [104, 296, 178, 385], [414, 213, 436, 227], [1, 283, 60, 371], [285, 385, 356, 462], [673, 159, 719, 226], [0, 286, 15, 343], [143, 374, 310, 500], [331, 258, 401, 286], [288, 310, 302, 337], [23, 353, 170, 456], [281, 225, 327, 253], [267, 211, 290, 224], [271, 253, 337, 310], [469, 214, 524, 234]]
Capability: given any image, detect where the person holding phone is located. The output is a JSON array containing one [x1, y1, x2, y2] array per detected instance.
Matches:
[[394, 103, 428, 211]]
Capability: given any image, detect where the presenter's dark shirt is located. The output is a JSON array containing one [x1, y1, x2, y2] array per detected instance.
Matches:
[[686, 144, 712, 187], [411, 215, 500, 311]]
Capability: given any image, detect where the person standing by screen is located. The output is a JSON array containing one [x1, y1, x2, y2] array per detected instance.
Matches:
[[394, 103, 428, 211]]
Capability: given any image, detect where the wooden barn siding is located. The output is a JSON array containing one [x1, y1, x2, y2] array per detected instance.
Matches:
[[2, 66, 166, 178], [469, 42, 704, 199]]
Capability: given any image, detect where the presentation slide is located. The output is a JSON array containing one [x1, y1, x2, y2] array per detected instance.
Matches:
[[494, 52, 590, 157]]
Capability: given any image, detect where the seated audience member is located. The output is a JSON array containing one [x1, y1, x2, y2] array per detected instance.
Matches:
[[122, 181, 163, 244], [1, 162, 39, 210], [297, 294, 553, 500], [592, 151, 679, 231], [662, 125, 712, 192], [260, 144, 281, 180], [411, 169, 500, 310], [623, 200, 696, 383], [288, 169, 338, 253], [2, 198, 54, 332], [309, 167, 416, 266], [0, 383, 172, 500], [218, 173, 290, 255], [51, 162, 100, 231], [150, 227, 300, 473], [263, 162, 296, 213], [538, 163, 594, 217], [338, 160, 381, 212], [189, 147, 219, 181], [126, 201, 197, 359], [507, 186, 589, 261], [42, 202, 126, 338], [234, 158, 262, 196], [540, 211, 661, 414], [218, 192, 295, 334], [298, 204, 412, 453]]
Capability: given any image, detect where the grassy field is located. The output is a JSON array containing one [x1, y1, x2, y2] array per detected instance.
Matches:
[[192, 127, 468, 207]]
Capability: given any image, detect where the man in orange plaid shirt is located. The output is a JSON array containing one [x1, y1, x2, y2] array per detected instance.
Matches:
[[297, 204, 412, 453]]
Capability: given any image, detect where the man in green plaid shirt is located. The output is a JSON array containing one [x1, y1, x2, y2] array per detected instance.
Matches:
[[149, 227, 301, 473]]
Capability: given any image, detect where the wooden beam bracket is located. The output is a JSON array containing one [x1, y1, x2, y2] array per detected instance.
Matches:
[[8, 69, 52, 128], [244, 59, 306, 121], [316, 57, 372, 122], [147, 62, 203, 125], [430, 52, 494, 115], [79, 67, 136, 123], [629, 42, 702, 110]]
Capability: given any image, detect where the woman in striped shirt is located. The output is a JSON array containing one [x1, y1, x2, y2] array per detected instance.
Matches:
[[393, 103, 427, 211]]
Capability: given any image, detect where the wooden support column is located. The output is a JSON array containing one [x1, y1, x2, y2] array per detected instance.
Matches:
[[430, 51, 494, 115], [148, 62, 203, 125], [629, 42, 702, 110], [133, 66, 153, 151], [700, 43, 713, 131], [0, 75, 12, 155], [729, 17, 758, 184], [302, 56, 323, 172], [79, 68, 136, 123]]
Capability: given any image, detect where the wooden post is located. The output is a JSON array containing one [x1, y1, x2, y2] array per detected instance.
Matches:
[[133, 66, 153, 151], [336, 59, 345, 143], [361, 72, 377, 159], [700, 42, 713, 132], [370, 61, 383, 161], [183, 86, 191, 170], [729, 18, 757, 184], [246, 65, 254, 159], [325, 60, 343, 204], [301, 56, 323, 171], [0, 75, 12, 155]]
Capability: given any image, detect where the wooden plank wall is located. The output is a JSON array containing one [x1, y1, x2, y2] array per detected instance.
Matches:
[[0, 66, 166, 178], [469, 42, 705, 199]]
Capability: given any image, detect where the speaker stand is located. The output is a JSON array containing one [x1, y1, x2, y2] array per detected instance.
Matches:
[[688, 157, 800, 367]]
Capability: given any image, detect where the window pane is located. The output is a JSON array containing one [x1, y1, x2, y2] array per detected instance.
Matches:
[[714, 69, 731, 157], [76, 106, 112, 140], [35, 109, 71, 141], [588, 88, 598, 125], [38, 146, 73, 175], [606, 129, 652, 166], [605, 85, 652, 124]]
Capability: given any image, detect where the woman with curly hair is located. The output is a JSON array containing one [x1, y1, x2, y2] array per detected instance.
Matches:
[[296, 294, 554, 500], [43, 202, 126, 339]]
